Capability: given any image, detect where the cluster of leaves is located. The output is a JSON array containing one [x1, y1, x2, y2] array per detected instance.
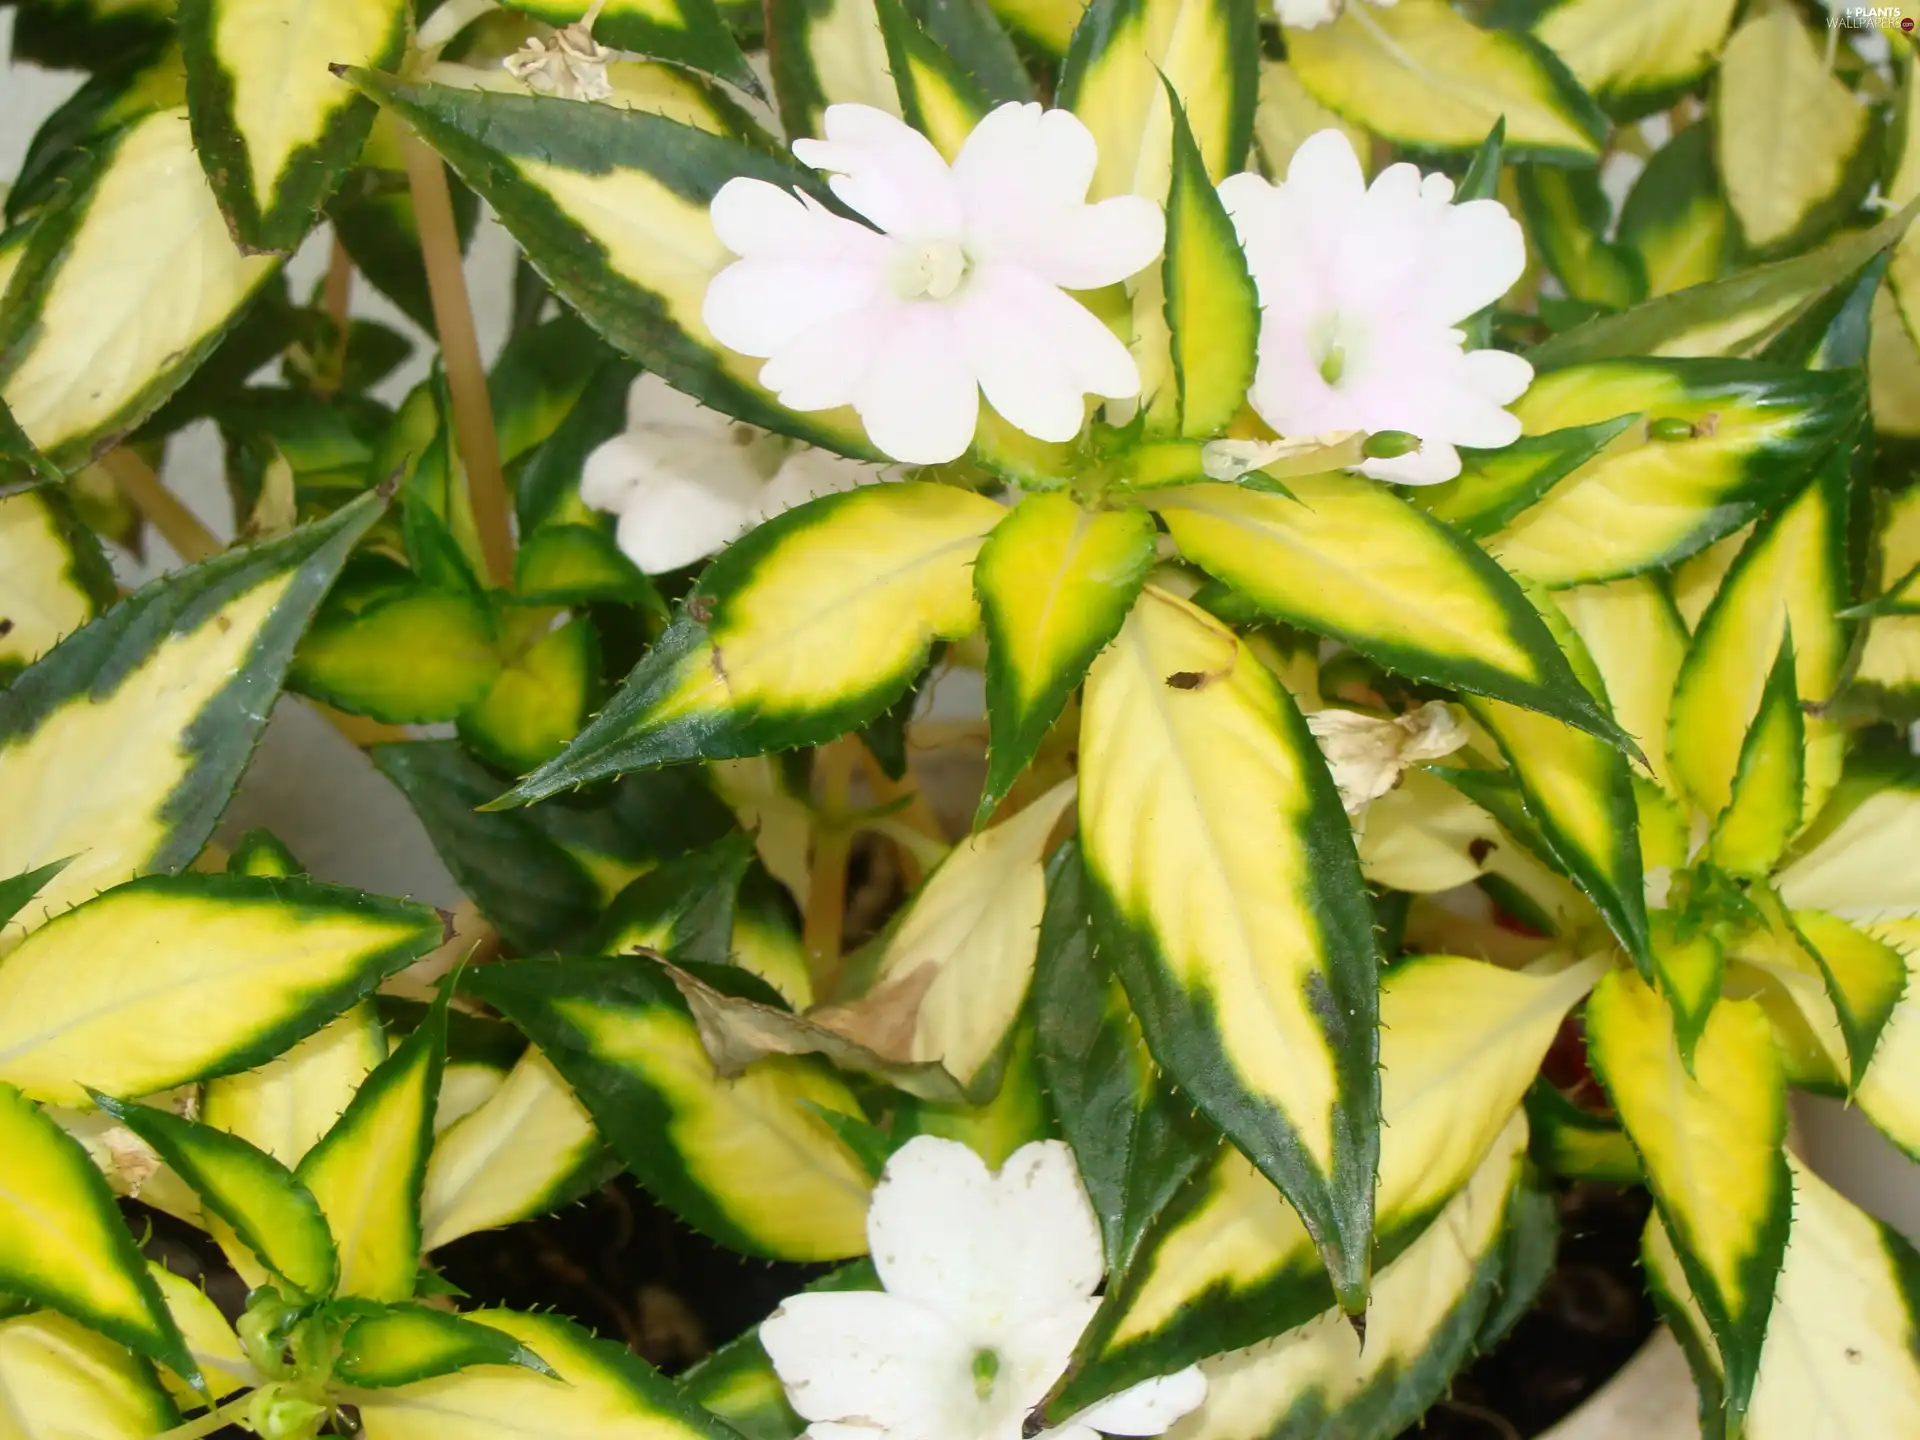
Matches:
[[10, 0, 1920, 1437]]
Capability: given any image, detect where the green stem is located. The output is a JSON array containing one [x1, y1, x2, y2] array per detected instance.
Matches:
[[148, 1391, 256, 1440]]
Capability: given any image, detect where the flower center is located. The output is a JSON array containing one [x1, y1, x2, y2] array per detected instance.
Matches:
[[891, 238, 971, 302], [1308, 311, 1365, 390], [971, 1347, 1001, 1400]]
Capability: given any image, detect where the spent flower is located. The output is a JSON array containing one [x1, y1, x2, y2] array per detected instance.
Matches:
[[703, 103, 1166, 465]]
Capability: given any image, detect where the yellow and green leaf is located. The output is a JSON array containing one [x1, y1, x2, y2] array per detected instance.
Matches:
[[0, 483, 116, 682], [352, 1308, 747, 1440], [1416, 416, 1639, 542], [149, 1265, 254, 1402], [178, 0, 406, 252], [976, 495, 1154, 822], [1553, 574, 1688, 793], [1529, 201, 1920, 368], [1487, 358, 1860, 587], [1158, 478, 1629, 746], [1251, 59, 1368, 178], [1648, 910, 1725, 1070], [763, 0, 902, 141], [1058, 0, 1256, 203], [820, 780, 1075, 1095], [1044, 953, 1601, 1416], [202, 1002, 388, 1168], [1669, 446, 1851, 825], [1714, 0, 1876, 260], [1585, 969, 1788, 1432], [1838, 917, 1920, 1160], [468, 959, 875, 1261], [335, 1304, 555, 1388], [421, 1048, 608, 1251], [0, 1082, 197, 1387], [0, 490, 386, 941], [1161, 1115, 1548, 1440], [0, 109, 280, 465], [0, 875, 436, 1106], [1523, 1079, 1640, 1183], [1618, 122, 1729, 298], [346, 72, 878, 456], [1516, 164, 1646, 311], [1285, 0, 1604, 163], [1145, 78, 1256, 440], [295, 992, 449, 1303], [1647, 1153, 1920, 1440], [91, 1094, 336, 1298], [292, 581, 501, 726], [0, 875, 432, 1113], [595, 834, 755, 965], [1459, 585, 1650, 970], [504, 483, 1003, 804], [1525, 0, 1737, 120], [874, 0, 992, 161], [456, 613, 601, 775], [0, 1309, 182, 1439], [1076, 585, 1379, 1313], [1708, 633, 1805, 878]]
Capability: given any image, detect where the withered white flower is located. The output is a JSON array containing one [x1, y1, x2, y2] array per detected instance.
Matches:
[[581, 374, 888, 574], [761, 1136, 1206, 1440], [1219, 130, 1533, 485], [1307, 700, 1468, 816], [702, 103, 1166, 465]]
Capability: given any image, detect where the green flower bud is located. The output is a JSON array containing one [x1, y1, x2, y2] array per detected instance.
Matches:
[[1647, 416, 1697, 441], [1362, 430, 1422, 459], [247, 1385, 327, 1440]]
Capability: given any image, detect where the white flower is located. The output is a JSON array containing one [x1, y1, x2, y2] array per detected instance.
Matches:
[[702, 103, 1166, 465], [761, 1136, 1206, 1440], [1273, 0, 1397, 29], [580, 373, 888, 573], [1307, 701, 1468, 816], [1219, 131, 1532, 485]]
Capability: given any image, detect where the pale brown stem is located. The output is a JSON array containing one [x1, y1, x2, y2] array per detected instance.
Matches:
[[99, 449, 221, 564], [804, 739, 860, 990], [853, 747, 946, 887], [314, 233, 355, 397], [400, 130, 514, 589]]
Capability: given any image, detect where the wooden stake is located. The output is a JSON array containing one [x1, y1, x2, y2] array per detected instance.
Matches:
[[400, 130, 514, 589], [98, 449, 221, 564], [313, 233, 355, 397]]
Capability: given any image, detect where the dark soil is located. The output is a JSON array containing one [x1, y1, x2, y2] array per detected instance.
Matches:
[[1411, 1182, 1658, 1438]]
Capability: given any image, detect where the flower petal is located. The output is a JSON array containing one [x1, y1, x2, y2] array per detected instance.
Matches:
[[794, 104, 964, 238], [580, 432, 652, 513], [867, 1136, 1104, 1342], [955, 266, 1138, 441], [1066, 1369, 1209, 1437], [612, 459, 762, 572], [1462, 343, 1535, 407], [950, 104, 1164, 287], [1283, 129, 1366, 219], [759, 301, 896, 412], [704, 252, 889, 359], [853, 305, 980, 463], [1414, 199, 1528, 326], [711, 179, 886, 262], [623, 370, 741, 437], [762, 1290, 974, 1433], [1359, 438, 1462, 485]]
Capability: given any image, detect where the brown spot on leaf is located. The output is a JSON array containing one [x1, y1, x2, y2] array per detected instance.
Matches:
[[686, 594, 716, 624], [0, 618, 13, 638], [1469, 838, 1496, 864]]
